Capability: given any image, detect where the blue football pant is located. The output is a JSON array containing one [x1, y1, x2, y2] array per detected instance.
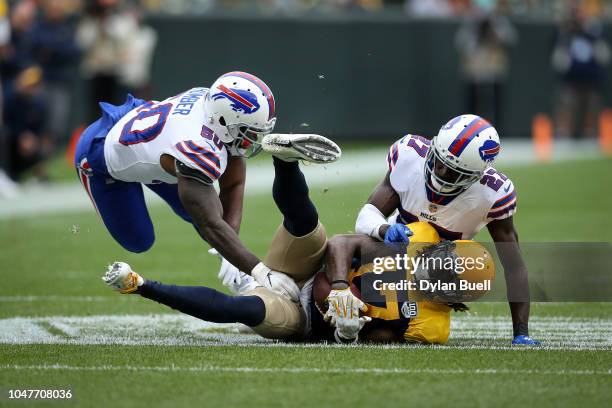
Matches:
[[78, 168, 192, 253]]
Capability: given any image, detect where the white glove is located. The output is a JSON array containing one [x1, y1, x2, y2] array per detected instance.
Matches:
[[324, 288, 368, 326], [207, 248, 241, 287], [251, 262, 300, 302], [324, 287, 370, 342], [334, 316, 372, 343]]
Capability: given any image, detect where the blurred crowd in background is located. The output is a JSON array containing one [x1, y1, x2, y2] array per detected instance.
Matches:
[[131, 0, 612, 18], [140, 0, 612, 18], [0, 0, 609, 197], [0, 0, 156, 195]]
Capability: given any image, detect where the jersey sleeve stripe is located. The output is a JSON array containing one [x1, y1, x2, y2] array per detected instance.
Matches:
[[488, 202, 517, 219], [492, 196, 516, 212], [179, 142, 221, 173], [387, 142, 400, 171], [492, 190, 516, 209], [176, 144, 220, 180], [184, 141, 221, 168]]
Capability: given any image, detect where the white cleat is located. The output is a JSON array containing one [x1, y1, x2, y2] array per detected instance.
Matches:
[[262, 133, 341, 164], [102, 262, 143, 294]]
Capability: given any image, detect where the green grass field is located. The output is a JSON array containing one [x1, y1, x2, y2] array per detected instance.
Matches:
[[1, 157, 611, 407]]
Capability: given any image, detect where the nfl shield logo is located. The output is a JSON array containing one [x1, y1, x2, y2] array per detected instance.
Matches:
[[429, 203, 438, 213], [401, 301, 418, 318]]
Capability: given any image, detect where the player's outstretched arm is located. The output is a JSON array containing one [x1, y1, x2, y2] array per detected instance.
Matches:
[[178, 174, 259, 272], [356, 172, 402, 240], [177, 174, 300, 301], [487, 216, 539, 345], [324, 235, 374, 342], [218, 156, 246, 234]]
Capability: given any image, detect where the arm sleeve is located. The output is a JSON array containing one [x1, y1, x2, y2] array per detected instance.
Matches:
[[355, 203, 388, 240], [487, 180, 517, 221]]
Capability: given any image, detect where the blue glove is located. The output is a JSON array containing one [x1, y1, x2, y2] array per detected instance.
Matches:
[[384, 224, 413, 244], [512, 335, 541, 345]]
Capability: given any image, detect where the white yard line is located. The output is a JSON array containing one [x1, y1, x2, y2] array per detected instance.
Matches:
[[0, 140, 604, 219], [0, 364, 609, 376], [0, 314, 610, 350]]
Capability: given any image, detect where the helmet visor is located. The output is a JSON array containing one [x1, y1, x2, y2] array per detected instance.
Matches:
[[227, 119, 275, 158]]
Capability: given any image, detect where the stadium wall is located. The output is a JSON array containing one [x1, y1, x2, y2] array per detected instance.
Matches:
[[73, 15, 612, 141]]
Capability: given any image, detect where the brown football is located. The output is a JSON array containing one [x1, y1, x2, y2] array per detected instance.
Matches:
[[312, 271, 362, 315]]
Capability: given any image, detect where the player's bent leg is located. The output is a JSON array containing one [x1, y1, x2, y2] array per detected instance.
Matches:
[[84, 175, 155, 253], [264, 222, 327, 285], [102, 263, 303, 340], [272, 157, 318, 237], [242, 287, 306, 340], [102, 262, 266, 327], [266, 155, 328, 284], [138, 281, 266, 327], [262, 133, 341, 163], [75, 98, 156, 253]]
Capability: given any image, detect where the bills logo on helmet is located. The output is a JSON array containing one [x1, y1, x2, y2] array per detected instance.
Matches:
[[212, 84, 260, 114], [478, 140, 500, 162]]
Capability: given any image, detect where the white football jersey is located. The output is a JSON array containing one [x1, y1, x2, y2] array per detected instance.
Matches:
[[387, 135, 517, 239], [104, 87, 229, 185]]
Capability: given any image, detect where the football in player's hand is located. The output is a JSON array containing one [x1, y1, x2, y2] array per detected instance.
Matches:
[[313, 271, 361, 315]]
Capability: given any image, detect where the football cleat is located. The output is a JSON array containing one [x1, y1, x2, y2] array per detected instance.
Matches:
[[262, 133, 341, 163], [102, 262, 143, 294], [512, 335, 541, 345]]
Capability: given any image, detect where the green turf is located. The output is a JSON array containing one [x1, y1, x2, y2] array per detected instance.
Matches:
[[1, 345, 610, 407], [1, 157, 611, 407]]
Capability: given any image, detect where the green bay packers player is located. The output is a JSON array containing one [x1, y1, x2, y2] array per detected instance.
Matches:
[[312, 221, 493, 344], [355, 114, 539, 345]]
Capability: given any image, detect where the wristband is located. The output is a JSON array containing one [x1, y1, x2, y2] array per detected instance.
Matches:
[[331, 279, 350, 286]]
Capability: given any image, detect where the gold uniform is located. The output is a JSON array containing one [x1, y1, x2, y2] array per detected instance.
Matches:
[[243, 222, 328, 340], [349, 222, 453, 344]]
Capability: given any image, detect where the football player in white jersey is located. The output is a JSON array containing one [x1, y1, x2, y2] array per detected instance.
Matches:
[[355, 114, 540, 345], [75, 71, 340, 300]]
